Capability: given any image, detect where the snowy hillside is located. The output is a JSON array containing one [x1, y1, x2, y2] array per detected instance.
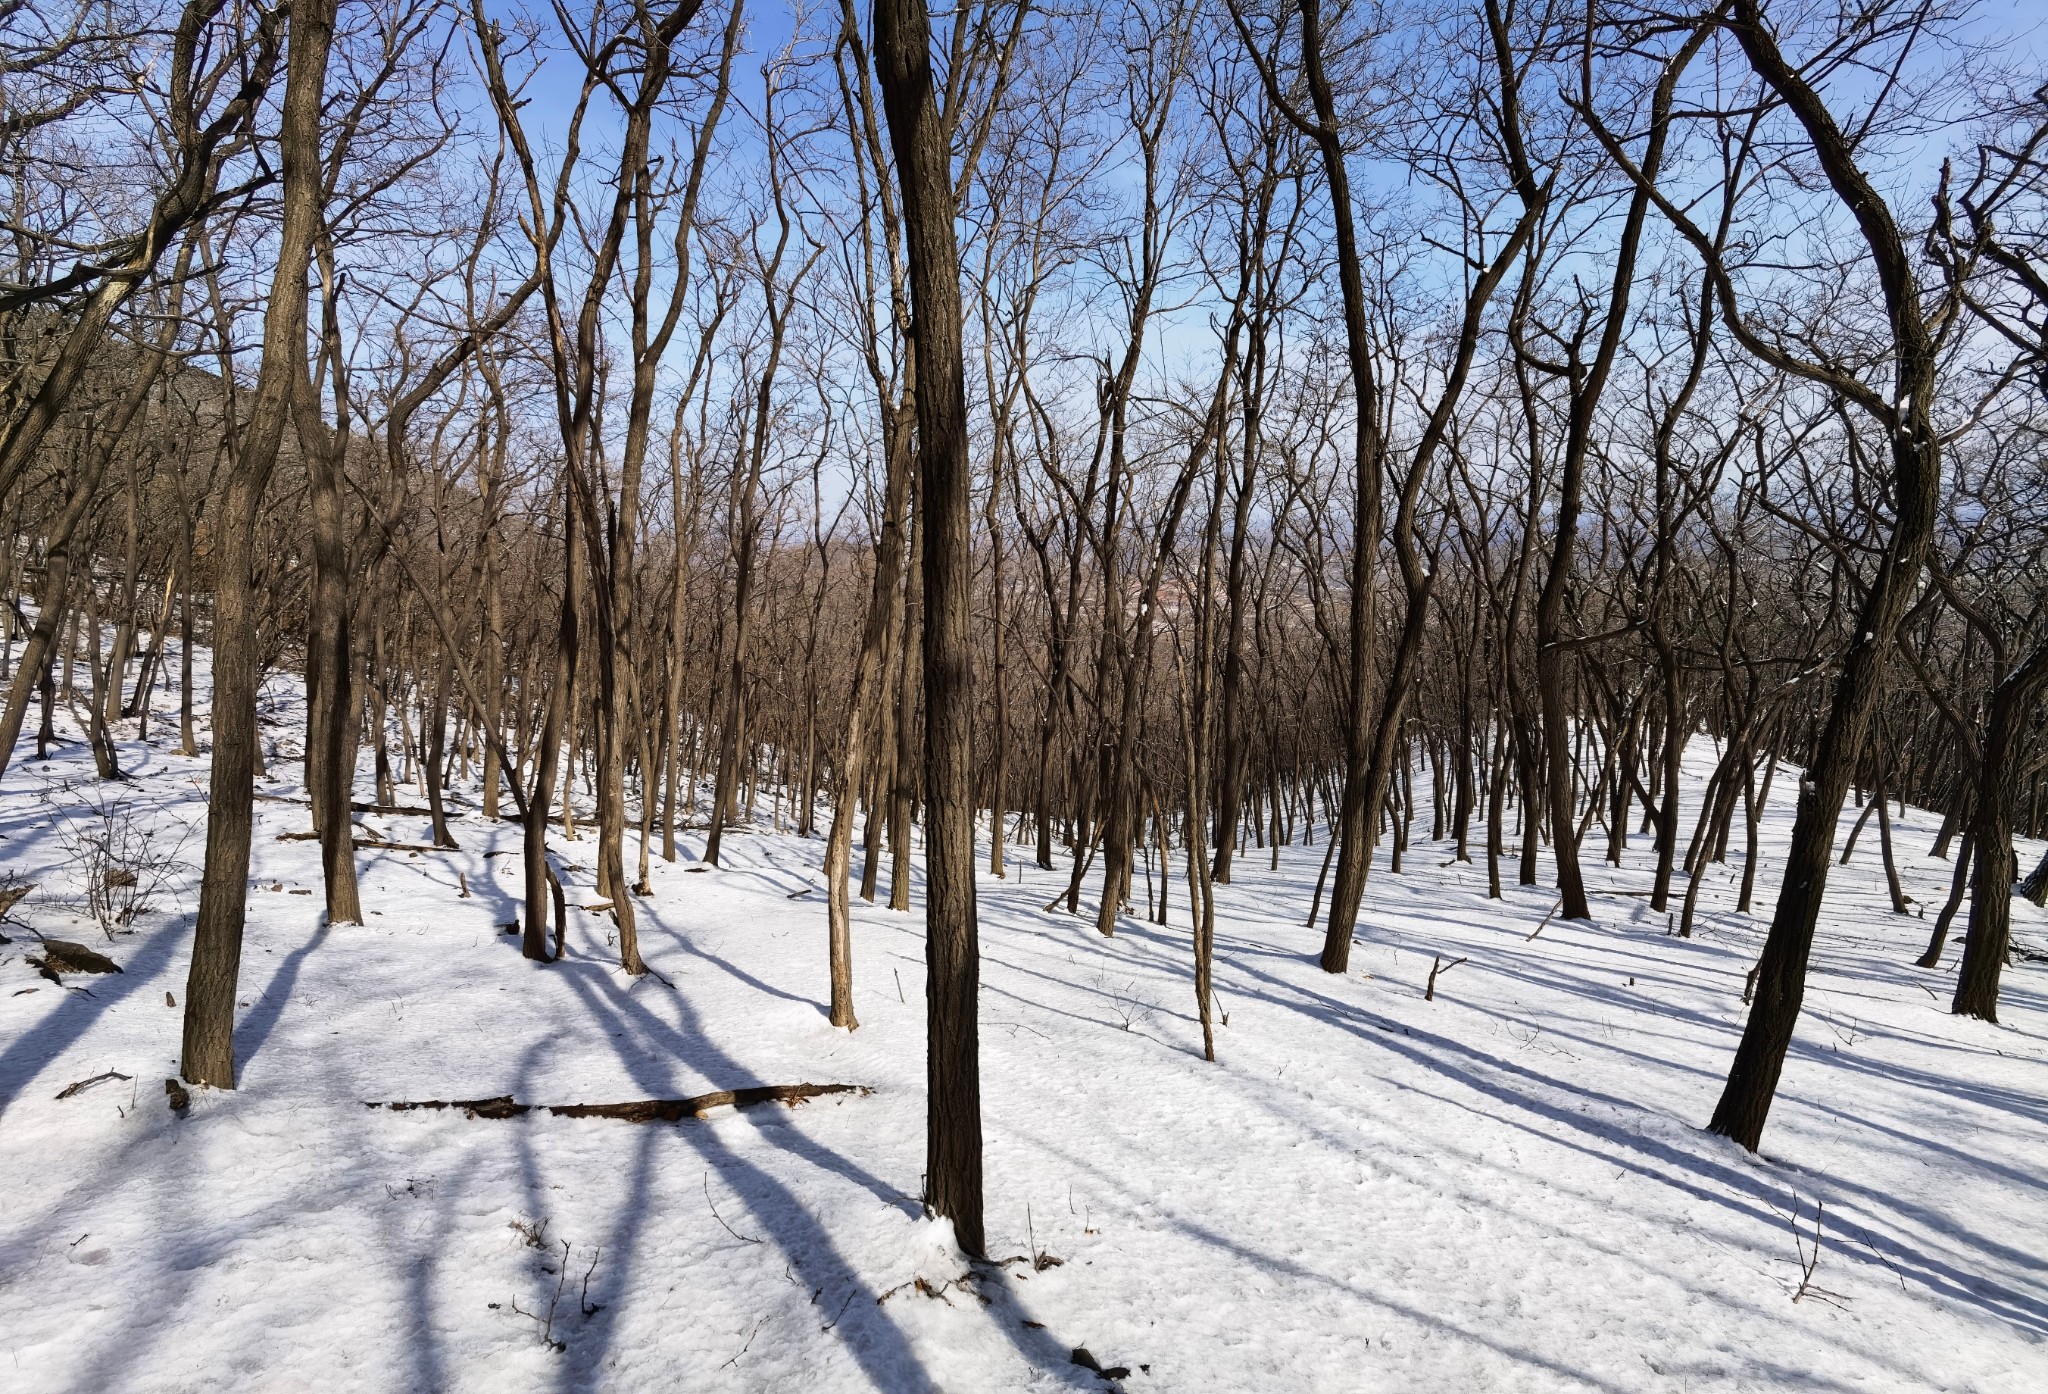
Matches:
[[1, 651, 2044, 1393]]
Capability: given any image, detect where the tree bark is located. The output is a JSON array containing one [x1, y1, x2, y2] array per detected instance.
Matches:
[[875, 0, 984, 1258], [181, 0, 334, 1089], [1706, 1, 1947, 1150]]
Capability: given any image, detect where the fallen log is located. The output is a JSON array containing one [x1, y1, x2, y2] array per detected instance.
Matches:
[[30, 938, 124, 981], [546, 1084, 865, 1121], [365, 1083, 869, 1122], [275, 831, 445, 853]]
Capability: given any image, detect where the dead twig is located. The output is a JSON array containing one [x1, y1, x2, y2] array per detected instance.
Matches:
[[704, 1173, 763, 1245], [505, 1238, 573, 1352], [820, 1289, 857, 1332], [1790, 1198, 1850, 1308], [1425, 955, 1469, 1002], [721, 1318, 766, 1369], [55, 1070, 131, 1099]]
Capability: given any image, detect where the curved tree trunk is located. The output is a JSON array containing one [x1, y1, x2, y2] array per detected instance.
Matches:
[[1706, 0, 1946, 1151]]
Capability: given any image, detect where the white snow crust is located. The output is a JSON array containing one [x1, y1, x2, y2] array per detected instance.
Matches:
[[2, 642, 2044, 1392]]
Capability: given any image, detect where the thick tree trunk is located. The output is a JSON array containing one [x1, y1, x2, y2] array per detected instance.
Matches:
[[523, 491, 580, 964], [1293, 0, 1386, 976], [181, 0, 334, 1088], [295, 297, 363, 925], [876, 0, 984, 1258], [888, 524, 922, 912]]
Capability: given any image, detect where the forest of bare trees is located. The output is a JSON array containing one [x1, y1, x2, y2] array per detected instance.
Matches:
[[4, 0, 2046, 1259]]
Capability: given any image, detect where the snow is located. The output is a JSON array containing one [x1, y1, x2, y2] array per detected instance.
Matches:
[[2, 647, 2045, 1392]]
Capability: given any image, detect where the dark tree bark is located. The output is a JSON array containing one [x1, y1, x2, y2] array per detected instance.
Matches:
[[181, 0, 335, 1089], [1695, 3, 1950, 1150], [1527, 11, 1707, 924], [1230, 0, 1387, 974], [875, 0, 985, 1259], [295, 239, 365, 924]]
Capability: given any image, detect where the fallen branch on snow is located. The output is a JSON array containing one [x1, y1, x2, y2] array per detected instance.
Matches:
[[56, 1070, 132, 1099], [275, 831, 446, 853], [1525, 899, 1563, 941], [365, 1083, 871, 1121], [1425, 955, 1469, 1002], [28, 938, 123, 981]]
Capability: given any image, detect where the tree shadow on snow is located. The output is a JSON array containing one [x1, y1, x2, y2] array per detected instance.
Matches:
[[1204, 943, 2048, 1340], [534, 944, 1095, 1392]]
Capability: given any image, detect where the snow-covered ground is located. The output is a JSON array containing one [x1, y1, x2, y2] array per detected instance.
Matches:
[[2, 647, 2045, 1392]]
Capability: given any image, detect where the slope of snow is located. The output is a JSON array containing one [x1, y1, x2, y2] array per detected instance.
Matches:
[[1, 647, 2044, 1392]]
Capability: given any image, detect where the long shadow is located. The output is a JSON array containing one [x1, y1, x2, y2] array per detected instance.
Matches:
[[1050, 1125, 1907, 1394], [1411, 932, 2048, 1187], [547, 924, 1099, 1392], [1781, 1028, 2048, 1132], [1206, 944, 2048, 1336], [1122, 876, 2048, 1285], [669, 936, 822, 1011], [34, 1093, 238, 1394], [551, 1120, 661, 1390], [15, 1029, 454, 1394], [0, 910, 190, 1118], [1316, 878, 2048, 1148], [547, 964, 934, 1391], [234, 918, 332, 1072]]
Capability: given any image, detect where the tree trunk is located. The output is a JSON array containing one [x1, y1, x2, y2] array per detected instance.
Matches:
[[1953, 642, 2048, 1021], [1707, 0, 1945, 1150], [181, 0, 334, 1088], [523, 493, 580, 965], [822, 402, 913, 1031], [876, 0, 984, 1258]]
